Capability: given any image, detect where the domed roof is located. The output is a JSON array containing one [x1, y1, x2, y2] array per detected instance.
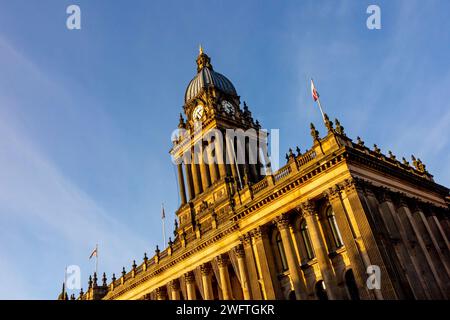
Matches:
[[184, 47, 237, 103]]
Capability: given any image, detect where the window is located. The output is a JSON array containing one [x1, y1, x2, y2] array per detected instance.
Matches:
[[276, 233, 288, 272], [326, 207, 343, 248], [300, 220, 315, 260]]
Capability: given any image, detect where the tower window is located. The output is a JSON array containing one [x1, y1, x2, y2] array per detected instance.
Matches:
[[326, 207, 343, 249], [300, 220, 315, 260]]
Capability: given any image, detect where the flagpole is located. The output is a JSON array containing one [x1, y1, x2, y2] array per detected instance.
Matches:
[[311, 78, 326, 124], [162, 203, 166, 246], [95, 244, 98, 275]]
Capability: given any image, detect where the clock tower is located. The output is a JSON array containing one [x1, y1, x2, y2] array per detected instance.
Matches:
[[170, 47, 266, 232]]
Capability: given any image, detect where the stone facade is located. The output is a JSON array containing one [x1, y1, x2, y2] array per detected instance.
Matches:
[[65, 49, 450, 300]]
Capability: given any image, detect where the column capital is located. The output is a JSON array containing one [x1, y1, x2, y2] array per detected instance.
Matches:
[[299, 200, 317, 217], [251, 225, 269, 241], [216, 254, 230, 268], [168, 279, 180, 291], [341, 177, 364, 194], [233, 244, 245, 259], [239, 233, 252, 247], [184, 271, 195, 284], [375, 187, 392, 204], [155, 286, 167, 300], [200, 263, 212, 276], [323, 185, 342, 202], [273, 214, 292, 230]]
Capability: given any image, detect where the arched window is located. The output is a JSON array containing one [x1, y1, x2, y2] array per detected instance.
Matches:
[[315, 280, 328, 300], [345, 269, 360, 300], [276, 233, 288, 272], [300, 220, 315, 260], [326, 207, 343, 248]]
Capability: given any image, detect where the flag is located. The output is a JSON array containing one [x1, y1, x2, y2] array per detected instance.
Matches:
[[311, 79, 319, 101], [89, 247, 97, 259], [161, 204, 166, 219]]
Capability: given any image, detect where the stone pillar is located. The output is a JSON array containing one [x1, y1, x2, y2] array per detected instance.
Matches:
[[177, 163, 187, 205], [215, 134, 227, 179], [184, 161, 194, 201], [412, 203, 450, 279], [206, 141, 220, 183], [374, 189, 428, 299], [225, 137, 239, 182], [155, 286, 167, 300], [340, 178, 397, 299], [185, 271, 196, 300], [241, 234, 263, 299], [274, 214, 307, 300], [396, 198, 445, 299], [252, 226, 283, 299], [200, 263, 214, 300], [169, 280, 181, 300], [200, 146, 211, 191], [217, 254, 233, 300], [325, 186, 372, 300], [234, 244, 252, 300], [191, 152, 203, 196], [300, 202, 338, 300]]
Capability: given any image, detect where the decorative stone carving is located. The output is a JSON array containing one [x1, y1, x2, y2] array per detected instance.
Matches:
[[216, 254, 230, 267], [200, 263, 212, 276], [273, 214, 292, 230], [310, 123, 319, 142], [233, 244, 245, 259], [184, 271, 195, 284], [299, 200, 317, 217], [169, 279, 180, 291]]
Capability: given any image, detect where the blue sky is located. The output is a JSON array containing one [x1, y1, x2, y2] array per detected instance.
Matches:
[[0, 0, 449, 299]]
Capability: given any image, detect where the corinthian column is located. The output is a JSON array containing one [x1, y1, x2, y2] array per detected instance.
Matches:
[[234, 244, 252, 300], [169, 279, 181, 300], [200, 263, 214, 300], [274, 214, 307, 300], [300, 201, 338, 300], [155, 286, 167, 300], [177, 163, 187, 205], [184, 271, 196, 300], [217, 254, 233, 300]]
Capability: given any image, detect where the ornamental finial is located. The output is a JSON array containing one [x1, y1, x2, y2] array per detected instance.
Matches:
[[199, 44, 203, 55]]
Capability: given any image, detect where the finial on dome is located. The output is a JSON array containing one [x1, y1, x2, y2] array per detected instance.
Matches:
[[196, 46, 212, 72]]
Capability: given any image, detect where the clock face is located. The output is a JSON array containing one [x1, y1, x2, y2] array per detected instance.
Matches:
[[222, 100, 234, 114], [192, 105, 204, 121]]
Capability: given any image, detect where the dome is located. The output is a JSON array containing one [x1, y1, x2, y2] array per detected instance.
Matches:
[[185, 68, 237, 102], [184, 47, 237, 102]]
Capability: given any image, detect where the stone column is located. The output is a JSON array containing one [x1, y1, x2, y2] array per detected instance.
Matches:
[[225, 137, 239, 182], [300, 201, 339, 300], [200, 146, 211, 191], [215, 134, 227, 179], [252, 226, 283, 299], [412, 203, 450, 279], [374, 189, 428, 299], [325, 184, 373, 299], [184, 161, 194, 201], [191, 152, 203, 196], [340, 178, 397, 299], [177, 163, 187, 205], [274, 214, 307, 300], [185, 271, 196, 300], [206, 141, 219, 184], [217, 254, 233, 300], [200, 263, 214, 300], [155, 286, 167, 300], [396, 197, 445, 299], [241, 234, 263, 299], [169, 279, 181, 300], [234, 244, 252, 300]]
